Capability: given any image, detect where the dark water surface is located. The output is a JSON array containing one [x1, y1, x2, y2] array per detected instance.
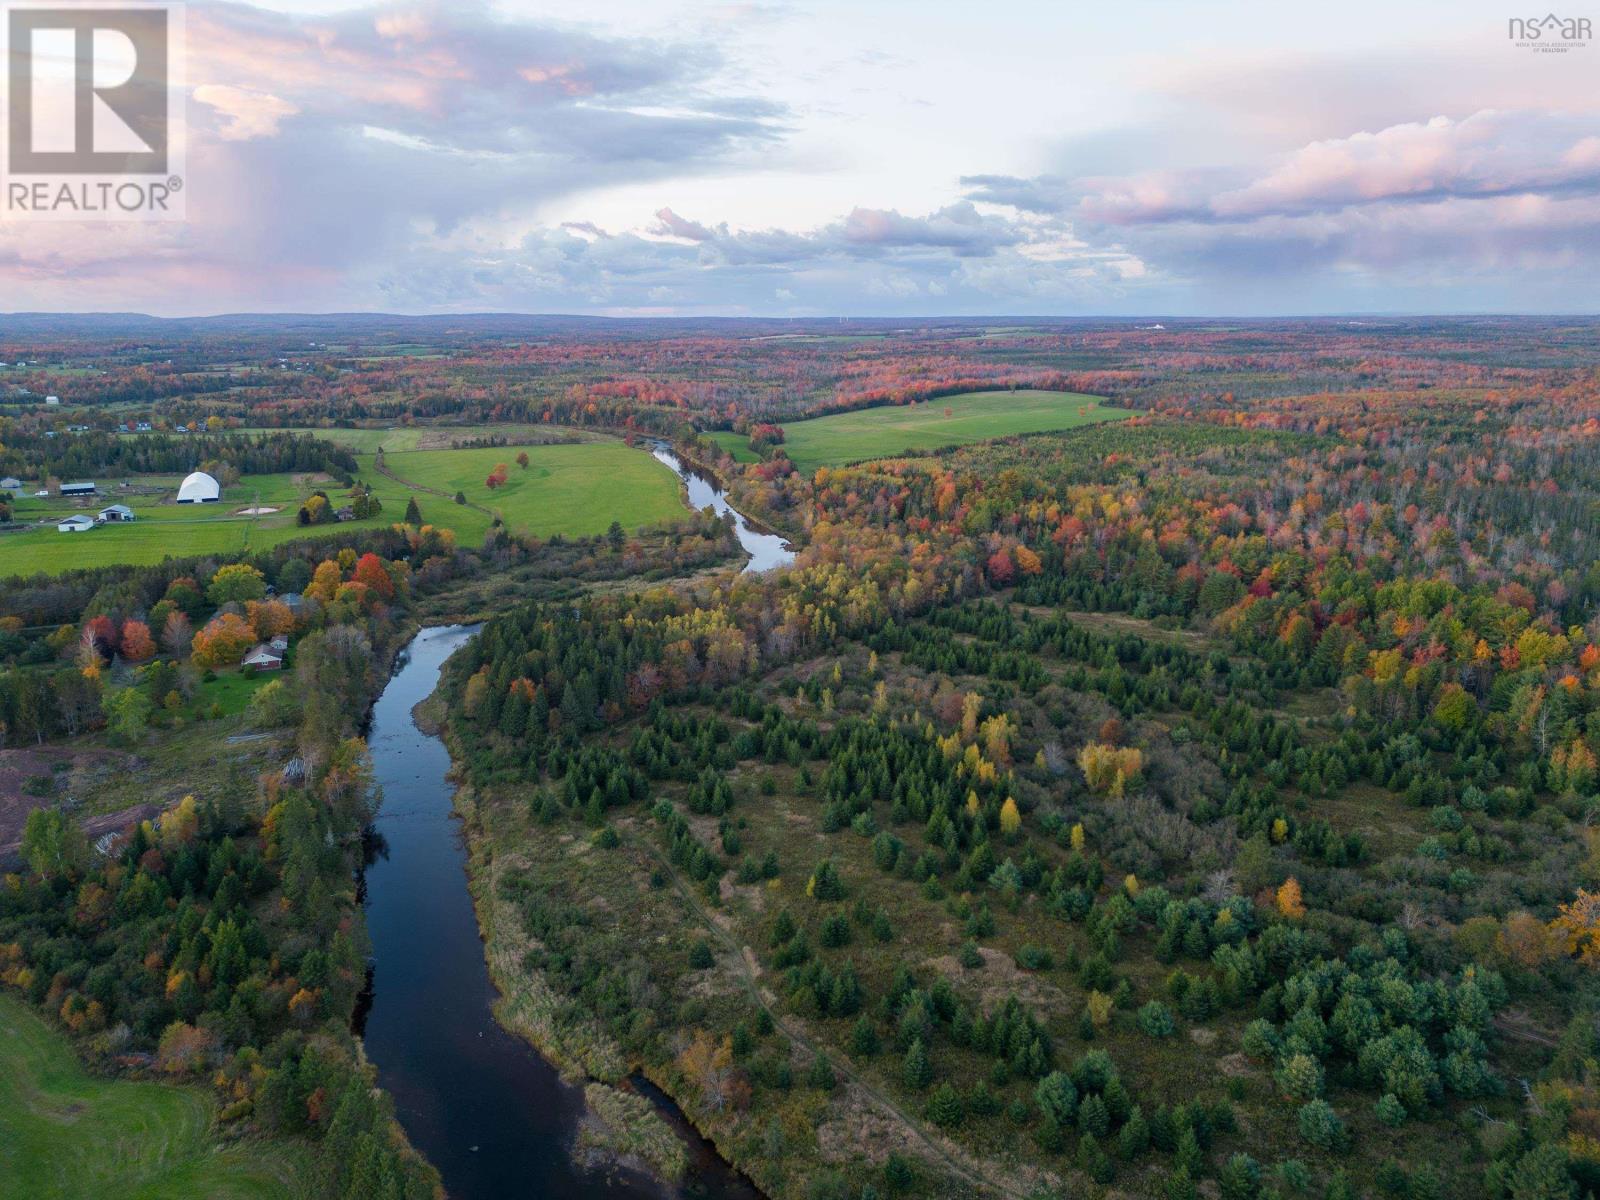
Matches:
[[359, 624, 762, 1200], [650, 446, 795, 574]]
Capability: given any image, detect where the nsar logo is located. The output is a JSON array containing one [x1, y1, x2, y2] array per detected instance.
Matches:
[[1507, 12, 1593, 52]]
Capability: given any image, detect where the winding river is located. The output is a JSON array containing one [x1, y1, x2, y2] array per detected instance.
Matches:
[[358, 625, 763, 1200], [650, 445, 795, 574]]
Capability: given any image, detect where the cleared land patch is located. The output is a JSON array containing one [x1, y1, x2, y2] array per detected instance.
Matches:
[[0, 993, 314, 1200], [776, 390, 1132, 474], [3, 440, 687, 576], [378, 442, 687, 541]]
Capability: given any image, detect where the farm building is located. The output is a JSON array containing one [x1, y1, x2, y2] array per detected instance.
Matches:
[[57, 515, 95, 533], [60, 481, 96, 497], [176, 471, 221, 503], [97, 504, 135, 522], [0, 477, 21, 491]]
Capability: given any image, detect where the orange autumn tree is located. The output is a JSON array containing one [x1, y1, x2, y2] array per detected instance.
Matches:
[[191, 613, 256, 667], [1551, 890, 1600, 966], [677, 1030, 749, 1113], [1276, 878, 1306, 920], [1077, 742, 1144, 798], [305, 559, 343, 603], [351, 552, 396, 600], [119, 619, 156, 662], [246, 599, 295, 639]]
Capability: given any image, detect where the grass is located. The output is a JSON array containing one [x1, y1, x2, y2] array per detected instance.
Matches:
[[237, 424, 601, 454], [775, 390, 1133, 474], [707, 432, 760, 464], [0, 993, 316, 1200], [379, 443, 687, 541], [2, 471, 419, 577], [193, 670, 276, 718], [2, 439, 688, 576]]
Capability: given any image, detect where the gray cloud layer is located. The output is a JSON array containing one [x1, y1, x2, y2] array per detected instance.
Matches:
[[4, 3, 1599, 314]]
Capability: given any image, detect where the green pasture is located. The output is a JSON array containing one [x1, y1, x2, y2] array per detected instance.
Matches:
[[775, 390, 1133, 474], [3, 439, 693, 575], [706, 432, 760, 464], [377, 442, 686, 541], [0, 993, 315, 1200]]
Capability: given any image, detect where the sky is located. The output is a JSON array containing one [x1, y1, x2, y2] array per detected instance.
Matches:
[[3, 0, 1599, 316]]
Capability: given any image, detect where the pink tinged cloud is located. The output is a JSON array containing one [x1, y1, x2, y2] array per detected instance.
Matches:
[[1076, 110, 1600, 225], [193, 85, 298, 141]]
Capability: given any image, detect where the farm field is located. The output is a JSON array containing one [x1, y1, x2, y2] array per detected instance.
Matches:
[[238, 424, 602, 454], [2, 440, 689, 575], [775, 390, 1132, 473], [377, 441, 686, 541], [0, 471, 433, 577], [0, 994, 314, 1200], [707, 431, 761, 463]]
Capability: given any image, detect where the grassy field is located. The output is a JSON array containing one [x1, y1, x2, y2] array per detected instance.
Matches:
[[0, 994, 315, 1200], [706, 432, 760, 464], [775, 390, 1132, 473], [378, 442, 686, 541], [0, 470, 428, 577], [2, 439, 689, 576], [237, 424, 601, 454]]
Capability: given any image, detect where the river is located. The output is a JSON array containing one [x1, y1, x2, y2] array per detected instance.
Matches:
[[358, 624, 763, 1200], [650, 445, 794, 574]]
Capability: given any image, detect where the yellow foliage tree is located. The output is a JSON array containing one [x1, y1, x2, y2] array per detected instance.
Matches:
[[1085, 990, 1114, 1027], [1551, 890, 1600, 966], [1275, 877, 1306, 920], [999, 796, 1021, 836], [1077, 742, 1144, 798]]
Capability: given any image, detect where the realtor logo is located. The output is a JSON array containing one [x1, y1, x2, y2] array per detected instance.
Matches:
[[3, 2, 185, 219]]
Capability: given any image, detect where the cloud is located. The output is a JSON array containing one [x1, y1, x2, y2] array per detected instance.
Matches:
[[193, 85, 298, 141], [0, 0, 787, 310], [963, 110, 1600, 294]]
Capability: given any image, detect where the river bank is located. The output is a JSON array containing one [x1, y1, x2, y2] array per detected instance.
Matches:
[[359, 625, 763, 1200]]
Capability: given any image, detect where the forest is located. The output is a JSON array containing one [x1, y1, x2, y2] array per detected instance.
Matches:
[[1, 315, 1598, 1200]]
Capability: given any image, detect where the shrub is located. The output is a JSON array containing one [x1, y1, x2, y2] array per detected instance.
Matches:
[[1296, 1100, 1345, 1150], [927, 1082, 964, 1128], [1138, 1001, 1176, 1038], [1015, 944, 1053, 971], [1276, 1053, 1324, 1101], [1374, 1092, 1406, 1126], [1219, 1152, 1262, 1200]]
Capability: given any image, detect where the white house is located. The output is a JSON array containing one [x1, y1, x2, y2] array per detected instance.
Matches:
[[44, 395, 60, 405], [0, 477, 21, 491], [57, 515, 95, 533], [176, 471, 221, 503], [97, 504, 135, 522]]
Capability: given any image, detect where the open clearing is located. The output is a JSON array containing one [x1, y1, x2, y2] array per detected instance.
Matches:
[[0, 993, 314, 1200], [378, 441, 686, 542], [706, 432, 761, 464], [3, 441, 687, 576], [775, 390, 1133, 474]]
